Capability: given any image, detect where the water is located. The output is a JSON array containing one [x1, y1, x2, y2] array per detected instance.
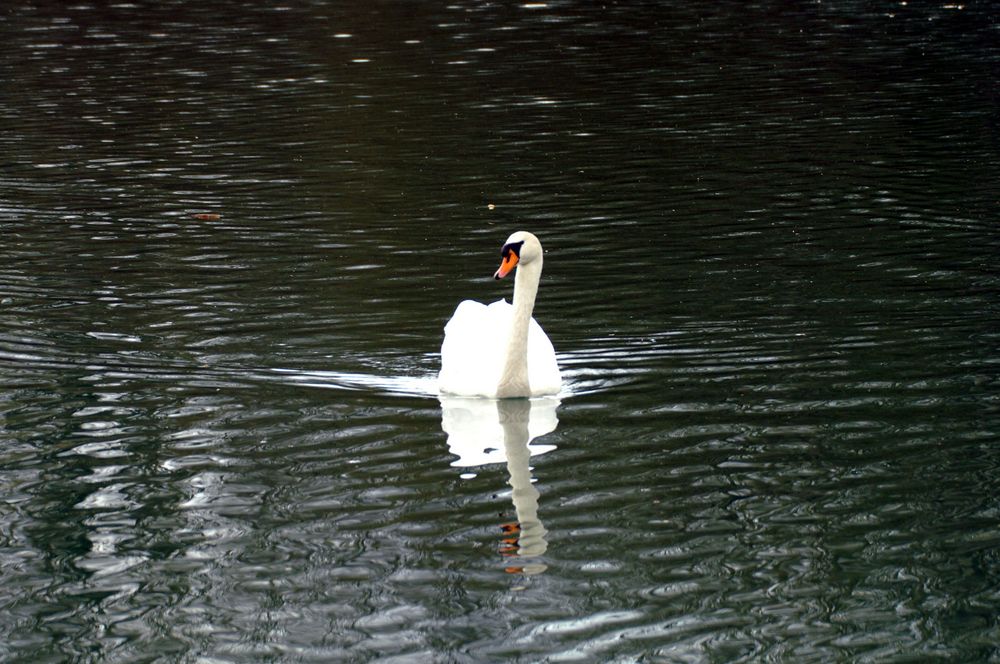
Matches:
[[2, 1, 1000, 661]]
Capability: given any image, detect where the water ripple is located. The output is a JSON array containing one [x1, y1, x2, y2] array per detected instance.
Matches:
[[2, 1, 999, 661]]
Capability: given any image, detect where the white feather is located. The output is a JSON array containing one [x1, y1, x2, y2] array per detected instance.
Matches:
[[439, 299, 561, 397]]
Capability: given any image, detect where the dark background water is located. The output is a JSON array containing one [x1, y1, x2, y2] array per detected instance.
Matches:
[[2, 1, 999, 661]]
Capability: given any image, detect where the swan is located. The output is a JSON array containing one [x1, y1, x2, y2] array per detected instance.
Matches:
[[438, 231, 561, 398]]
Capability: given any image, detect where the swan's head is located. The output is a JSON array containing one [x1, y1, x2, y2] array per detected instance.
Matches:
[[494, 231, 542, 280]]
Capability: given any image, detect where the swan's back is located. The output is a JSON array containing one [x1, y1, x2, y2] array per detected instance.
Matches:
[[439, 299, 560, 398]]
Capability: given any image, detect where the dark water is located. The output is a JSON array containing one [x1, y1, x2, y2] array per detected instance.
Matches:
[[2, 1, 1000, 661]]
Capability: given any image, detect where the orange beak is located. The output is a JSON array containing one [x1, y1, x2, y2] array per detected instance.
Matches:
[[494, 252, 519, 280]]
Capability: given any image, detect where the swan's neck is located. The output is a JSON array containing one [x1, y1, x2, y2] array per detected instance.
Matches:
[[497, 258, 541, 398]]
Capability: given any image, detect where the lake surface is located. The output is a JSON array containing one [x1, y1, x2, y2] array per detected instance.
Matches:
[[2, 1, 999, 661]]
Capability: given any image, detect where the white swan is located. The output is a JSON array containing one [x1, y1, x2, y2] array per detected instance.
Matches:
[[438, 231, 561, 398]]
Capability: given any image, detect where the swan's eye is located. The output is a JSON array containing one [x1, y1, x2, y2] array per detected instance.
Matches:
[[501, 240, 524, 260]]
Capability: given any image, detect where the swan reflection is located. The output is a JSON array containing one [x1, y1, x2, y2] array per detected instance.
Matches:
[[439, 396, 558, 574]]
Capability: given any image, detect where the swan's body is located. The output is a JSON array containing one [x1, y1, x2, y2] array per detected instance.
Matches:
[[438, 231, 561, 398]]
